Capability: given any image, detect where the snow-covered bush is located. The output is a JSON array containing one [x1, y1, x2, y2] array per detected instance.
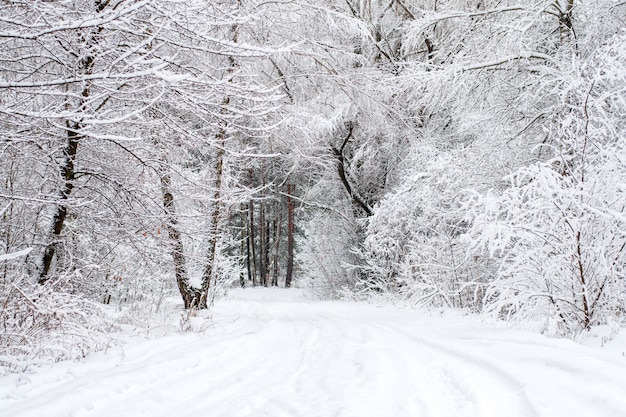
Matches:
[[0, 275, 113, 375], [466, 152, 626, 334], [362, 151, 489, 309], [465, 31, 626, 334]]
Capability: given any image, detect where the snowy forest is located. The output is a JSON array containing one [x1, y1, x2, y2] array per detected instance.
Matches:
[[1, 0, 626, 373]]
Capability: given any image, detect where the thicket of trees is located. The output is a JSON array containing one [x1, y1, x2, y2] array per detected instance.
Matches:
[[1, 0, 625, 371]]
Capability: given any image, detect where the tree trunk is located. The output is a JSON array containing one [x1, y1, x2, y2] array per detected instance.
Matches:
[[239, 205, 248, 287], [160, 166, 198, 309], [198, 140, 225, 309], [259, 193, 267, 287], [272, 212, 281, 287], [39, 122, 80, 284], [285, 183, 295, 288], [575, 230, 591, 329], [39, 0, 104, 284], [332, 123, 373, 217], [264, 218, 271, 286], [558, 0, 576, 45], [197, 6, 239, 307], [245, 212, 253, 283], [249, 199, 258, 286]]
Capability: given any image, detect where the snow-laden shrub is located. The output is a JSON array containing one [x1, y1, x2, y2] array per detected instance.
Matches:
[[0, 275, 114, 375], [465, 31, 626, 335], [465, 149, 626, 335], [362, 152, 488, 309]]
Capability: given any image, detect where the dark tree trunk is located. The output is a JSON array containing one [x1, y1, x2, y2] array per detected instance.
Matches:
[[264, 218, 271, 286], [39, 122, 80, 284], [249, 199, 258, 286], [39, 1, 104, 283], [240, 205, 248, 287], [245, 212, 253, 283], [332, 123, 373, 217], [271, 214, 281, 287], [259, 195, 267, 287], [285, 183, 295, 288]]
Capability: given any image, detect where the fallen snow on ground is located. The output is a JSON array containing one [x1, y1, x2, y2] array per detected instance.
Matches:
[[1, 287, 626, 417]]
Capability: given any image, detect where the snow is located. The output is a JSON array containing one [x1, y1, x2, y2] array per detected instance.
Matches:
[[1, 288, 625, 417], [0, 248, 32, 262]]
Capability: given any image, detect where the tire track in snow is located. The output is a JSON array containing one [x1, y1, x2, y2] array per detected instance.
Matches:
[[377, 320, 626, 417], [365, 321, 539, 417], [311, 312, 525, 417]]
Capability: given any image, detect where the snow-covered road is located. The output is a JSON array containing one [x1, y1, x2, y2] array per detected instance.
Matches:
[[2, 288, 626, 417]]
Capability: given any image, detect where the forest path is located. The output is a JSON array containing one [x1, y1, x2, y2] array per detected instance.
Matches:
[[1, 287, 626, 417]]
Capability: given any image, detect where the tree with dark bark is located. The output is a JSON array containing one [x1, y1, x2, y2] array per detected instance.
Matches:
[[285, 184, 295, 288]]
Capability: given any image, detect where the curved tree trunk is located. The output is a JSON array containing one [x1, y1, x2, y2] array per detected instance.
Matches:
[[332, 123, 373, 217], [160, 164, 198, 309], [196, 0, 240, 309], [198, 140, 225, 309]]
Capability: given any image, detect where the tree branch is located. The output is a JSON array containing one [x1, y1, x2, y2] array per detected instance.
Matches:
[[331, 123, 373, 216]]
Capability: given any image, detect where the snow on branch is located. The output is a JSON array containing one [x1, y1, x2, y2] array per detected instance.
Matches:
[[409, 5, 527, 33], [0, 65, 168, 89], [0, 248, 32, 262], [0, 0, 153, 40], [462, 52, 555, 71]]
